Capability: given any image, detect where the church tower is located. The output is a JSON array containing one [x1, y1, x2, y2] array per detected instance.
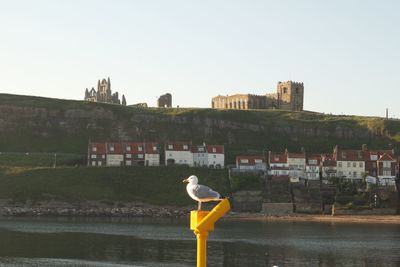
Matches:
[[277, 81, 304, 111]]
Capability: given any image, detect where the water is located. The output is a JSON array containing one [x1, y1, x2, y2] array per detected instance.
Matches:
[[0, 217, 399, 267]]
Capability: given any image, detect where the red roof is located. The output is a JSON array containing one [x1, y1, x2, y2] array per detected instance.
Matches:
[[269, 153, 287, 163], [206, 145, 224, 154], [89, 143, 106, 154], [144, 142, 159, 154], [165, 142, 191, 151], [378, 153, 395, 162], [107, 142, 124, 154], [124, 142, 144, 153], [335, 150, 365, 161], [236, 156, 266, 165], [322, 160, 337, 167], [191, 145, 207, 153], [306, 156, 321, 166]]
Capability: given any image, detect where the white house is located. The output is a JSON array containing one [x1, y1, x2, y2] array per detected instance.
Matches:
[[206, 145, 225, 168], [106, 142, 124, 166], [144, 142, 160, 166], [268, 152, 289, 176], [334, 149, 365, 180], [305, 155, 321, 180], [287, 152, 306, 178], [192, 145, 208, 167], [236, 156, 266, 171], [165, 142, 194, 166], [377, 153, 396, 186]]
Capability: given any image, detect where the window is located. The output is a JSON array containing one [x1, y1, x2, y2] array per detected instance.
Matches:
[[213, 155, 216, 158], [168, 145, 173, 149], [126, 160, 132, 166], [255, 159, 262, 164], [102, 154, 105, 159], [353, 162, 356, 168], [283, 87, 287, 94], [138, 154, 144, 159], [359, 162, 363, 168], [183, 145, 188, 150], [342, 152, 346, 159], [98, 161, 102, 166], [338, 162, 342, 167], [309, 159, 317, 165], [383, 161, 391, 168], [91, 154, 96, 159], [353, 171, 357, 177], [383, 170, 391, 176], [138, 146, 143, 151], [338, 171, 343, 176], [126, 146, 131, 151], [153, 146, 157, 151], [347, 162, 351, 168], [91, 161, 96, 166], [126, 154, 132, 159], [212, 148, 216, 153], [110, 146, 114, 152], [240, 159, 249, 164], [92, 147, 97, 152], [169, 153, 172, 157], [199, 147, 205, 152]]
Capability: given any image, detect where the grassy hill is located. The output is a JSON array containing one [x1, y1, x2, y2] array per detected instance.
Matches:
[[0, 93, 400, 164], [0, 166, 229, 206]]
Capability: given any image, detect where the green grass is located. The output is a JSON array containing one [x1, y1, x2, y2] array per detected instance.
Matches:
[[0, 166, 229, 206], [0, 153, 85, 167], [230, 175, 263, 192]]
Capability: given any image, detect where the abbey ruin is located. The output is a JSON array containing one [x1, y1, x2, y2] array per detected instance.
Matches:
[[84, 77, 126, 105]]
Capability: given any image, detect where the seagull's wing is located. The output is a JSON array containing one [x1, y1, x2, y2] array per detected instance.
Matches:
[[192, 184, 220, 199]]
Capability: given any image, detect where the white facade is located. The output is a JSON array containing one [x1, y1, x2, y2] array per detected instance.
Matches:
[[288, 158, 306, 178], [193, 146, 208, 167], [207, 153, 224, 168], [322, 165, 337, 178], [336, 160, 365, 180], [165, 151, 194, 166], [145, 154, 160, 166], [106, 154, 124, 166], [305, 165, 320, 180]]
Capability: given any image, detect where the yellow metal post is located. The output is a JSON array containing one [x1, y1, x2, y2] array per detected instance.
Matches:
[[190, 199, 230, 267]]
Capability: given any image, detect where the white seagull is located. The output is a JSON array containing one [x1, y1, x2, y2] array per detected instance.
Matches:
[[182, 175, 222, 210]]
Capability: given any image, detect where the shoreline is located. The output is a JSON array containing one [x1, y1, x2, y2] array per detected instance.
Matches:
[[227, 213, 400, 224], [1, 205, 399, 224]]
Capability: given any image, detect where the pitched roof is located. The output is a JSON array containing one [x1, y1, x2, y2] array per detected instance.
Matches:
[[144, 142, 159, 154], [107, 142, 124, 154], [269, 153, 287, 163], [164, 142, 191, 151], [206, 145, 224, 154], [335, 150, 365, 161], [89, 143, 106, 154], [378, 153, 395, 162], [236, 156, 266, 165]]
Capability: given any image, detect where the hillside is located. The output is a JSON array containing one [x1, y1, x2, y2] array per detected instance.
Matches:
[[1, 93, 400, 163]]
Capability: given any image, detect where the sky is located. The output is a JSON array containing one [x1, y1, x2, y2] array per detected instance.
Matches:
[[0, 0, 399, 117]]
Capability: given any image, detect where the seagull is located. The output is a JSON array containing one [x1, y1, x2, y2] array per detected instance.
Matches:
[[182, 175, 222, 211]]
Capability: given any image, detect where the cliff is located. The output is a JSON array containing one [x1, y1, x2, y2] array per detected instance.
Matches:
[[1, 93, 400, 163]]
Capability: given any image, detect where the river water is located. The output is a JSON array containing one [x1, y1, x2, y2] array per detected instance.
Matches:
[[0, 217, 398, 267]]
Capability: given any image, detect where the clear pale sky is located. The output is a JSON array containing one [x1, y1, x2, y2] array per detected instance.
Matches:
[[1, 0, 399, 117]]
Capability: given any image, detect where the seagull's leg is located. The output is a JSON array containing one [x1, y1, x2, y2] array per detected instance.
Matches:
[[198, 202, 202, 211]]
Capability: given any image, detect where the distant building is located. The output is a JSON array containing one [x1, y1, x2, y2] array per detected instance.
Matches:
[[287, 152, 306, 178], [211, 81, 304, 111], [84, 77, 127, 105], [164, 142, 193, 166], [236, 155, 267, 171], [88, 142, 160, 167], [268, 152, 289, 176], [206, 145, 225, 168], [305, 154, 321, 180]]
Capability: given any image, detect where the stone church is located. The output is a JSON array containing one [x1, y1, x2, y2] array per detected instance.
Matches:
[[84, 77, 126, 105], [211, 81, 304, 111]]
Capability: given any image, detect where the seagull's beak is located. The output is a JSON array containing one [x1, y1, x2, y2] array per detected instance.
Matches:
[[182, 178, 189, 183]]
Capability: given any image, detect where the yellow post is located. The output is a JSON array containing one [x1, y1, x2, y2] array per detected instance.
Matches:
[[190, 199, 230, 267]]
